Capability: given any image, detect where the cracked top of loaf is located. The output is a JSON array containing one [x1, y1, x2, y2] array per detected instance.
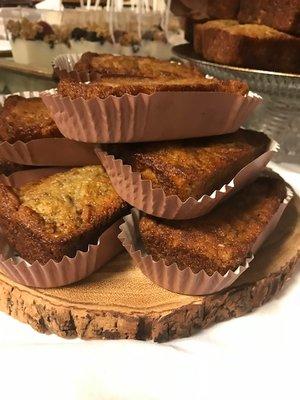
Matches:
[[103, 129, 270, 201], [139, 176, 287, 275]]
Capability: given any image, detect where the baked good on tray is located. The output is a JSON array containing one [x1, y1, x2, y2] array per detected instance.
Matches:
[[103, 129, 270, 201], [193, 20, 300, 73], [194, 19, 236, 55], [0, 166, 128, 264], [238, 0, 300, 35], [58, 74, 248, 99], [71, 52, 202, 79], [138, 176, 287, 275], [57, 53, 249, 98], [0, 95, 62, 143]]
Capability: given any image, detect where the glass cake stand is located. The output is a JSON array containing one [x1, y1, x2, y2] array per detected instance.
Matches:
[[173, 44, 300, 164]]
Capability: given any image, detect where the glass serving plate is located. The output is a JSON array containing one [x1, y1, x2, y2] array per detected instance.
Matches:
[[173, 44, 300, 164]]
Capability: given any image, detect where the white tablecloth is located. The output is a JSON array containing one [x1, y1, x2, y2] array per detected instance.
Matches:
[[0, 163, 299, 400]]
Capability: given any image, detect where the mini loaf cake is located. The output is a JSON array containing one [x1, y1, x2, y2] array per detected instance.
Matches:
[[238, 0, 300, 35], [138, 176, 287, 275], [57, 53, 249, 98], [58, 75, 248, 99], [193, 19, 237, 55], [0, 95, 62, 143], [193, 20, 300, 73], [103, 129, 270, 201], [71, 52, 204, 78], [0, 166, 128, 264]]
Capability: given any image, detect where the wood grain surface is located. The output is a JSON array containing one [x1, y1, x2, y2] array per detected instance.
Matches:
[[0, 196, 299, 342]]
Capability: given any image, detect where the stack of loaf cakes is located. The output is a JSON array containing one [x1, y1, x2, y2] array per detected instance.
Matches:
[[0, 53, 291, 293], [173, 0, 300, 73]]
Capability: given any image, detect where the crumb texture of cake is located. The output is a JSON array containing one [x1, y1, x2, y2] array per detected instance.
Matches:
[[0, 166, 127, 264], [57, 73, 248, 99], [193, 19, 237, 55], [104, 129, 270, 201], [0, 95, 62, 143], [139, 176, 287, 275], [238, 0, 300, 35], [56, 52, 248, 98], [58, 53, 249, 100], [193, 19, 300, 73]]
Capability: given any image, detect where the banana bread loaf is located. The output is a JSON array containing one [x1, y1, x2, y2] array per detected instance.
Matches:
[[0, 165, 128, 264], [139, 176, 287, 275], [72, 52, 203, 79], [103, 129, 270, 201], [193, 19, 237, 55], [58, 52, 248, 96], [57, 73, 249, 99], [194, 20, 300, 73], [238, 0, 300, 35], [0, 95, 62, 143]]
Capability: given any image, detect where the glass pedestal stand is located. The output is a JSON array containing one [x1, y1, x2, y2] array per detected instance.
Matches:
[[173, 44, 300, 163]]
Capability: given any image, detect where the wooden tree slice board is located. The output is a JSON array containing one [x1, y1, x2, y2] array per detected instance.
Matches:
[[0, 197, 299, 342]]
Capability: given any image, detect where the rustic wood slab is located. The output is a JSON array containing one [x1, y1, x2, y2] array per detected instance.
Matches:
[[0, 196, 299, 342]]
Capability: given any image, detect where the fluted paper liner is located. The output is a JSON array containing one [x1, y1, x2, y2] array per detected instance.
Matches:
[[0, 91, 99, 166], [0, 169, 123, 288], [41, 88, 261, 144], [96, 138, 278, 220], [42, 53, 262, 143], [119, 187, 293, 295], [52, 53, 97, 82]]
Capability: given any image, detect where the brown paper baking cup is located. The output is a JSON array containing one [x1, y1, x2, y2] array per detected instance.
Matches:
[[41, 87, 262, 143], [0, 91, 99, 166], [0, 168, 123, 288], [119, 188, 293, 295], [96, 138, 278, 220]]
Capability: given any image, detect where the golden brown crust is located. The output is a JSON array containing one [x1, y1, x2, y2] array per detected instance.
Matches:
[[139, 176, 287, 275], [0, 95, 62, 143], [238, 0, 300, 35], [193, 20, 238, 55], [73, 52, 204, 79], [0, 166, 128, 264], [58, 75, 248, 99], [58, 52, 249, 98], [104, 129, 270, 201], [194, 20, 300, 73]]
